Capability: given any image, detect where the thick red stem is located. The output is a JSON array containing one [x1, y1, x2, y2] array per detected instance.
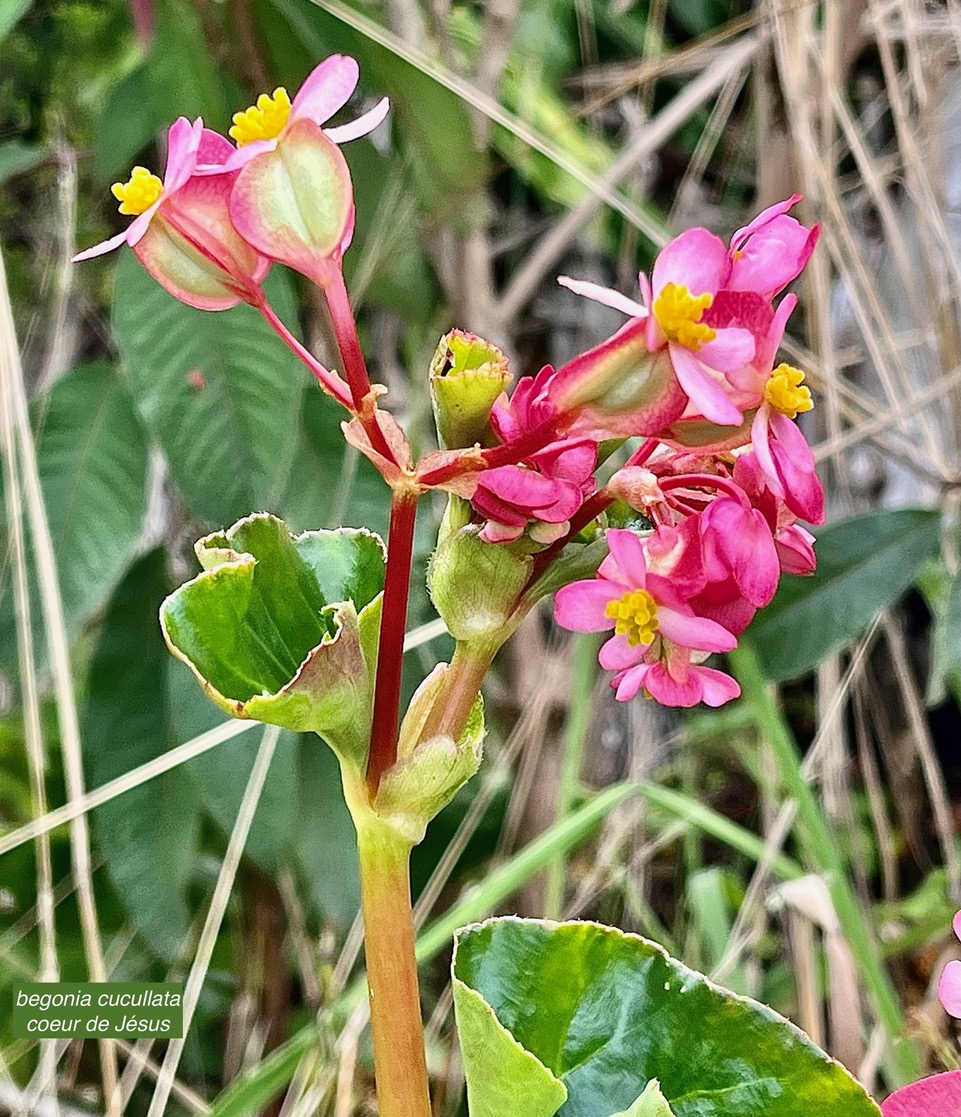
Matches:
[[255, 298, 353, 408], [367, 490, 419, 792]]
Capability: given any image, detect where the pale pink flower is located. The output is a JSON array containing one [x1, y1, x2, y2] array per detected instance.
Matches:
[[73, 118, 269, 310], [938, 911, 961, 1018], [218, 55, 388, 170], [554, 529, 740, 707]]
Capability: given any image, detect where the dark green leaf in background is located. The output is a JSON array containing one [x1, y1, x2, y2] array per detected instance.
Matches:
[[744, 509, 942, 681], [112, 254, 306, 526], [453, 917, 882, 1117], [82, 548, 202, 962]]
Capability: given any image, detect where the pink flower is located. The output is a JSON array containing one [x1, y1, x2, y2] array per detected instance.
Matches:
[[723, 194, 820, 298], [554, 529, 740, 707], [73, 118, 269, 310], [939, 911, 961, 1017], [214, 55, 388, 287], [472, 366, 596, 543], [880, 1071, 961, 1117], [559, 228, 756, 428], [218, 55, 388, 170], [472, 437, 596, 544]]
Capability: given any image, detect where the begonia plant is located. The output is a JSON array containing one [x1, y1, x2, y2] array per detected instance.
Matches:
[[74, 52, 934, 1117]]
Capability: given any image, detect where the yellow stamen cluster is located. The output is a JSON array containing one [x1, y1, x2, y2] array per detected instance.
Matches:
[[605, 589, 660, 648], [229, 87, 292, 146], [653, 283, 717, 350], [764, 363, 814, 418], [111, 167, 163, 216]]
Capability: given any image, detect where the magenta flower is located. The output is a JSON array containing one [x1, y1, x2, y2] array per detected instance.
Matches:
[[939, 910, 961, 1017], [472, 437, 597, 544], [560, 228, 755, 428], [554, 529, 740, 707], [880, 1071, 961, 1117], [723, 194, 820, 298], [73, 117, 269, 310], [732, 452, 817, 575]]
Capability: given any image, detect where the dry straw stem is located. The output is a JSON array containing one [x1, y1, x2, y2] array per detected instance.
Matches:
[[1, 247, 120, 1115], [0, 249, 61, 1111], [146, 726, 279, 1117]]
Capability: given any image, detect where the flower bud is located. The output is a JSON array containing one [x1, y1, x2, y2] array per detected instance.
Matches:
[[429, 330, 512, 449], [428, 518, 532, 644]]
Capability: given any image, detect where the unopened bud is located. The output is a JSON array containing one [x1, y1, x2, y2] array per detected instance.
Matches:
[[429, 330, 511, 449]]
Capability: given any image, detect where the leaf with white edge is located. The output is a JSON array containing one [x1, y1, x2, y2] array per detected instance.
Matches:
[[453, 918, 882, 1117], [112, 253, 305, 524], [611, 1080, 677, 1117], [744, 509, 942, 681], [161, 513, 385, 769]]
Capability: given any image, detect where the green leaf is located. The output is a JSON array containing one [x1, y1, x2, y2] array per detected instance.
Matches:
[[35, 361, 149, 630], [744, 509, 942, 681], [452, 974, 567, 1117], [111, 253, 306, 525], [917, 560, 961, 707], [453, 918, 882, 1117], [82, 549, 202, 962], [611, 1080, 677, 1117], [161, 513, 385, 768]]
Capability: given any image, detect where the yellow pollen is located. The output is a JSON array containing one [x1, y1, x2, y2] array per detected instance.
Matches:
[[653, 283, 717, 350], [230, 87, 292, 146], [111, 166, 163, 216], [605, 589, 660, 648], [764, 363, 814, 418]]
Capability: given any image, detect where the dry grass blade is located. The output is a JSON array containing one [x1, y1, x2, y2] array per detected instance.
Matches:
[[146, 725, 279, 1117]]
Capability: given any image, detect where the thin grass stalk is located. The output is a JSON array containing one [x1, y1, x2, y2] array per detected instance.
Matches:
[[0, 720, 256, 859], [545, 633, 599, 919], [0, 248, 62, 1117], [146, 726, 279, 1117], [731, 645, 920, 1085], [1, 247, 120, 1116]]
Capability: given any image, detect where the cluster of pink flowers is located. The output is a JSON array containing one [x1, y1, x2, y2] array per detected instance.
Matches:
[[76, 53, 824, 711], [466, 200, 822, 706]]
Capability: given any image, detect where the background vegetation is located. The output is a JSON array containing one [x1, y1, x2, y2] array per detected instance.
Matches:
[[0, 0, 958, 1114]]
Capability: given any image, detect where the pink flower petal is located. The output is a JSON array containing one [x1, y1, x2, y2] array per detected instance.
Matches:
[[938, 959, 961, 1017], [642, 661, 704, 707], [694, 666, 741, 707], [775, 524, 816, 575], [730, 195, 803, 252], [603, 529, 649, 588], [71, 229, 130, 262], [670, 344, 745, 426], [291, 54, 360, 125], [197, 127, 235, 166], [728, 214, 820, 296], [652, 227, 727, 298], [658, 606, 737, 653], [126, 198, 165, 247], [696, 326, 755, 373], [880, 1072, 961, 1117], [754, 293, 797, 373], [479, 520, 524, 543], [613, 664, 648, 701], [599, 633, 648, 671], [954, 910, 961, 940], [163, 116, 203, 193], [558, 275, 648, 319], [325, 96, 390, 143], [554, 580, 621, 632]]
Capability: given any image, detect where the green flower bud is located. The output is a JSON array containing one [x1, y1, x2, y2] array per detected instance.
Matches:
[[429, 330, 511, 449]]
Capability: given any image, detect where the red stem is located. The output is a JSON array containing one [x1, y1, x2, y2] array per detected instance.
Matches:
[[367, 490, 419, 792], [324, 269, 397, 465], [255, 298, 353, 409], [659, 472, 748, 505]]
